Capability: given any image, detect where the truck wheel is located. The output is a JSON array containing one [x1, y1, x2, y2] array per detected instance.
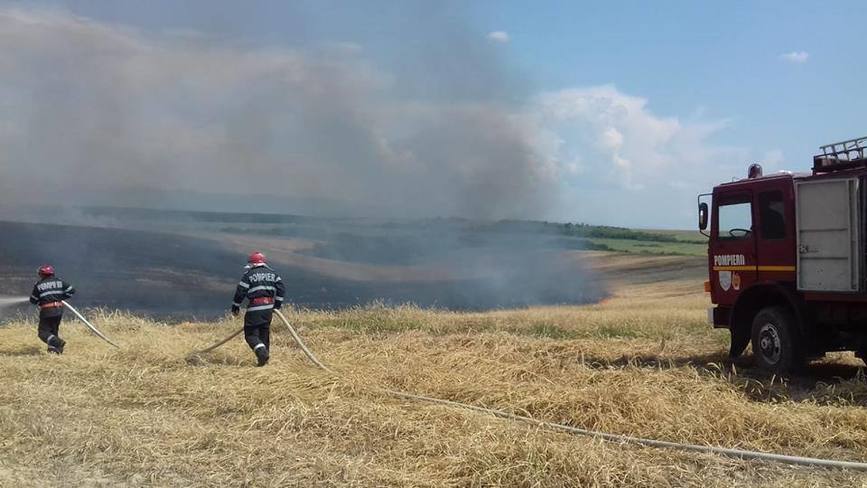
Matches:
[[751, 306, 802, 373]]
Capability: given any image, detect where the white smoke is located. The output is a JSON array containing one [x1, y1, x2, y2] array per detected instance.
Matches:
[[0, 8, 760, 228], [0, 8, 556, 220]]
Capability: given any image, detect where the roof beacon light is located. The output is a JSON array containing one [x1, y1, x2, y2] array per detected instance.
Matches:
[[748, 163, 763, 179]]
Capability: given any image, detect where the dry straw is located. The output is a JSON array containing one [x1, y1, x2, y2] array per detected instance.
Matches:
[[2, 268, 867, 486]]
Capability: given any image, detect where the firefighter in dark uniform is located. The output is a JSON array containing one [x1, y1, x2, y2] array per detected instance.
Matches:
[[231, 252, 285, 366], [29, 265, 75, 354]]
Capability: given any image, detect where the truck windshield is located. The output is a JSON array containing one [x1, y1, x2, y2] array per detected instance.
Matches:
[[717, 201, 752, 239]]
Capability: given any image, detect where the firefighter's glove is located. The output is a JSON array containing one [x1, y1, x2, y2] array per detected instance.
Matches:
[[231, 305, 240, 317], [273, 302, 282, 310]]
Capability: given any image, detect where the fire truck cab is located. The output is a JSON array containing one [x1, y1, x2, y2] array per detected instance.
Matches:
[[700, 136, 867, 372]]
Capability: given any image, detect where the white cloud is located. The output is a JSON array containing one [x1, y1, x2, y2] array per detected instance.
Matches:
[[781, 51, 809, 63], [528, 85, 750, 226], [532, 85, 683, 188], [486, 31, 509, 43]]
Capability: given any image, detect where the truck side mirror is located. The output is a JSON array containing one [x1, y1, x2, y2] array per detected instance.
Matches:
[[698, 202, 709, 230]]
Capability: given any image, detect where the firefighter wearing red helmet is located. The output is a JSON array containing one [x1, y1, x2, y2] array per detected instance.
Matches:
[[29, 265, 75, 354], [231, 252, 285, 366]]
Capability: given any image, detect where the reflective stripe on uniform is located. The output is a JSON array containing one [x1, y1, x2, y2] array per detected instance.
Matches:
[[247, 304, 274, 312], [238, 282, 250, 289], [247, 285, 275, 294]]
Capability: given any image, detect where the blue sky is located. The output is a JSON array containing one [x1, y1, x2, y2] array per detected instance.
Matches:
[[474, 1, 862, 150], [47, 0, 863, 153], [4, 1, 866, 228]]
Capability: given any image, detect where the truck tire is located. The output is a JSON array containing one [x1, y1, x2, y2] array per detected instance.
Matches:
[[751, 306, 803, 373]]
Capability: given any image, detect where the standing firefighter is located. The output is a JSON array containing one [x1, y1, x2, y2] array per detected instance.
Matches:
[[231, 252, 285, 366], [29, 265, 75, 354]]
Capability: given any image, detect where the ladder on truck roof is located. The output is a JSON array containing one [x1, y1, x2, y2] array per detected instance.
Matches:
[[813, 135, 867, 173]]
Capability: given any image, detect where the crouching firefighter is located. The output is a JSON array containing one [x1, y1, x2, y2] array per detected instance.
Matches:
[[231, 252, 285, 366], [29, 265, 75, 354]]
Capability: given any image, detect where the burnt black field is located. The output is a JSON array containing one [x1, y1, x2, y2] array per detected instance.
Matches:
[[0, 208, 607, 320]]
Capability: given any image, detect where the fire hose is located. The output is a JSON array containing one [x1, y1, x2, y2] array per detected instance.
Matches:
[[193, 309, 867, 472], [190, 328, 244, 356], [61, 301, 120, 348]]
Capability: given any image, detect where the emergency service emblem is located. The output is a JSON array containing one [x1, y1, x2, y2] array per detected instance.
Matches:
[[719, 271, 732, 291]]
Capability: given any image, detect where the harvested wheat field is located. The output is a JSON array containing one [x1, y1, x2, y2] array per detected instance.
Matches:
[[2, 255, 867, 487]]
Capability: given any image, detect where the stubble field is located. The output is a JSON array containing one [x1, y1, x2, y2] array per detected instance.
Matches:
[[1, 254, 867, 487]]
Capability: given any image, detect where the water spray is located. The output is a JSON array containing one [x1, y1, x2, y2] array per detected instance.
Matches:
[[0, 296, 29, 308], [61, 301, 120, 348]]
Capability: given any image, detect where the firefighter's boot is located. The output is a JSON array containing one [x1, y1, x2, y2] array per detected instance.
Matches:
[[254, 344, 269, 367], [47, 335, 64, 354]]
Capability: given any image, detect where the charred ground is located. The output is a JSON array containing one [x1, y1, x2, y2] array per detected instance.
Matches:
[[0, 209, 630, 318]]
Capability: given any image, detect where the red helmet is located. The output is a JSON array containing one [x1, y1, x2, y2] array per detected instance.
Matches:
[[247, 252, 266, 265], [38, 265, 55, 278]]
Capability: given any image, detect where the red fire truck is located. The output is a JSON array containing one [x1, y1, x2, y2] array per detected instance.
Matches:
[[700, 136, 867, 372]]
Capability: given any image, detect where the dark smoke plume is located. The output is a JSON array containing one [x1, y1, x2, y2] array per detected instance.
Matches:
[[0, 7, 557, 220], [0, 5, 602, 318]]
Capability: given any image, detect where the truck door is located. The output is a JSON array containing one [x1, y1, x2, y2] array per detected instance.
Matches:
[[795, 178, 861, 292], [755, 184, 796, 284], [711, 191, 757, 305]]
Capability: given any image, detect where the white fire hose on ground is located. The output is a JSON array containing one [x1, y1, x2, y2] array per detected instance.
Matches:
[[61, 301, 120, 348], [190, 327, 244, 356], [275, 310, 333, 373], [193, 309, 867, 472]]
